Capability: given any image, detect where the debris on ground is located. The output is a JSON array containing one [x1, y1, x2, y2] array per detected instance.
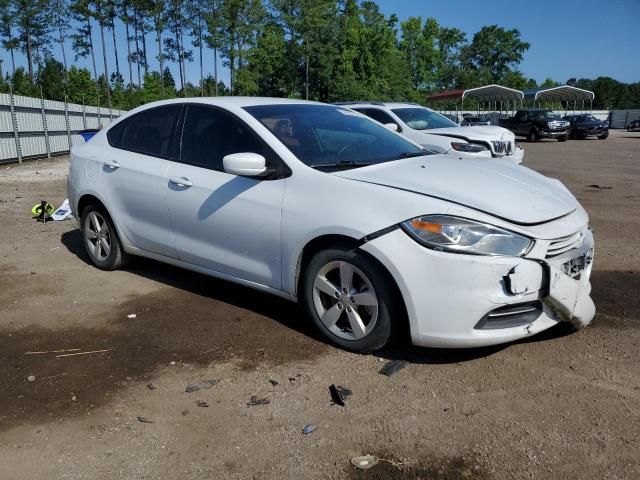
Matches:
[[302, 424, 317, 435], [379, 359, 408, 376], [196, 400, 209, 408], [351, 455, 379, 470], [247, 395, 270, 407], [329, 384, 352, 406], [25, 348, 80, 355], [137, 416, 154, 424], [185, 380, 218, 393], [27, 375, 36, 382], [127, 314, 137, 319], [55, 349, 111, 358], [146, 383, 156, 390], [587, 184, 613, 189], [269, 379, 279, 386]]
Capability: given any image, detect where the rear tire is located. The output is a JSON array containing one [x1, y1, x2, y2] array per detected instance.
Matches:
[[302, 246, 397, 353], [81, 205, 129, 271], [598, 131, 609, 140], [528, 129, 539, 142], [558, 135, 568, 142]]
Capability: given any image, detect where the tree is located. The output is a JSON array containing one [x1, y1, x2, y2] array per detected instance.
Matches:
[[203, 0, 223, 95], [187, 0, 208, 95], [49, 0, 69, 74], [217, 0, 265, 94], [105, 0, 120, 77], [37, 58, 66, 100], [164, 0, 192, 93], [0, 0, 19, 77], [119, 0, 135, 87], [461, 25, 530, 83], [9, 0, 51, 82], [91, 0, 113, 109], [148, 0, 166, 93]]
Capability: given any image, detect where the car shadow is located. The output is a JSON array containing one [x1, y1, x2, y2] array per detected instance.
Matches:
[[60, 228, 326, 345]]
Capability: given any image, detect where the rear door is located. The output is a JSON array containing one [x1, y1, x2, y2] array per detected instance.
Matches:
[[165, 104, 286, 288], [513, 110, 529, 135], [100, 105, 182, 257]]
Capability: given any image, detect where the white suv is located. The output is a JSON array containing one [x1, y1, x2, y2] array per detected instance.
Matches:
[[340, 102, 524, 164]]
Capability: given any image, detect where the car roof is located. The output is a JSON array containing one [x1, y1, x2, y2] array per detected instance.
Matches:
[[133, 96, 327, 110], [335, 101, 428, 110]]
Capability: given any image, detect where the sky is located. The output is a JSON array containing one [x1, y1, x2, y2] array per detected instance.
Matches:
[[1, 0, 639, 88]]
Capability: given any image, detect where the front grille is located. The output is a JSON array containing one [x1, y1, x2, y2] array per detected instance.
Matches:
[[546, 231, 584, 258], [491, 140, 513, 155]]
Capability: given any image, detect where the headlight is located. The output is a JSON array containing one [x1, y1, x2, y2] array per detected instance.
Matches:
[[450, 142, 489, 153], [401, 215, 533, 256]]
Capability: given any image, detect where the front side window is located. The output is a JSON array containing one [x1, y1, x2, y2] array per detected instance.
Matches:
[[108, 105, 181, 158], [391, 107, 458, 130], [244, 104, 426, 171], [180, 104, 276, 172]]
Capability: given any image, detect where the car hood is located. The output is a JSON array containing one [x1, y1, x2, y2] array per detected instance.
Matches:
[[334, 156, 578, 225], [427, 125, 515, 143]]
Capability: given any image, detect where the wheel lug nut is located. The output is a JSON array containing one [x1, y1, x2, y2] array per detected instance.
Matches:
[[337, 303, 343, 309], [346, 306, 352, 312], [342, 288, 348, 294], [334, 292, 340, 298]]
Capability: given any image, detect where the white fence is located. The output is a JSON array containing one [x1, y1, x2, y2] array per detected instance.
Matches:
[[0, 93, 126, 164]]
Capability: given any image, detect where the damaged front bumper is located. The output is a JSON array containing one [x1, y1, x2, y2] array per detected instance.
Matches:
[[360, 226, 595, 348]]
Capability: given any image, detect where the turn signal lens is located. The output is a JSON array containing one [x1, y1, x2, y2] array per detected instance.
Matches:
[[409, 219, 442, 233]]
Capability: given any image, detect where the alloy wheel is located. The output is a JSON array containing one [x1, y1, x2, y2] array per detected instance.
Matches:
[[84, 210, 112, 262], [312, 260, 379, 341]]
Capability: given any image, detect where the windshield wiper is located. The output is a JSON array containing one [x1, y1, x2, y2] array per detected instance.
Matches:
[[309, 160, 373, 169], [392, 151, 428, 160]]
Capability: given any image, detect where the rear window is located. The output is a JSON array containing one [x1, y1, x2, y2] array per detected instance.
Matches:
[[107, 105, 182, 159]]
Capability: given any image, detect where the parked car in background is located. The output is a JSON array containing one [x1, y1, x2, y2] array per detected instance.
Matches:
[[627, 118, 640, 132], [500, 109, 570, 142], [461, 115, 491, 126], [339, 102, 524, 164], [563, 114, 609, 140], [68, 97, 594, 352]]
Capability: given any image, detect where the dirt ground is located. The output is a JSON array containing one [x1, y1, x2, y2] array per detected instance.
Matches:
[[1, 130, 639, 479]]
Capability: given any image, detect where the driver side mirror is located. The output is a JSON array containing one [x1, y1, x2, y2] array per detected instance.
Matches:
[[384, 123, 399, 132], [223, 153, 267, 177]]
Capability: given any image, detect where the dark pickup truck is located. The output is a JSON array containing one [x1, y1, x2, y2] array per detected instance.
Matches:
[[499, 109, 570, 142]]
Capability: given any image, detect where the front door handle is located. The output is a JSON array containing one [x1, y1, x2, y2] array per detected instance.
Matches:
[[169, 176, 193, 188], [104, 159, 120, 169]]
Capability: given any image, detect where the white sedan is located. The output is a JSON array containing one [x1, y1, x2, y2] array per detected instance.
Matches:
[[68, 98, 595, 353]]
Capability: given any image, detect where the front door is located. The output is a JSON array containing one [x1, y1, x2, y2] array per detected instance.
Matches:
[[166, 104, 286, 289]]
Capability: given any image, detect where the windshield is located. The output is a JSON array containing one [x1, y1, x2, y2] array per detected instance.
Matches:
[[391, 107, 459, 130], [244, 104, 427, 170], [534, 111, 561, 120]]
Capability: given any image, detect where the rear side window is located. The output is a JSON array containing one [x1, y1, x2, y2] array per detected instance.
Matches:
[[179, 104, 275, 172], [107, 105, 181, 159], [360, 108, 397, 127]]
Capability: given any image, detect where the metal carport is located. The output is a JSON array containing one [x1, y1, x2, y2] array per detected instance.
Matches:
[[524, 85, 595, 111], [427, 84, 525, 112]]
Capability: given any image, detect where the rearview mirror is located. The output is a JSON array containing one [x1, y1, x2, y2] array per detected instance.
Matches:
[[223, 153, 267, 177], [384, 123, 399, 132]]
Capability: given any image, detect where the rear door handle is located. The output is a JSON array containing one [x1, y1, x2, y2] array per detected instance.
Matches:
[[104, 159, 120, 169], [169, 176, 193, 187]]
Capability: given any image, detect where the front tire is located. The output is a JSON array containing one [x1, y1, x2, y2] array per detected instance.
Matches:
[[558, 135, 568, 142], [81, 205, 129, 270], [302, 246, 396, 353], [598, 130, 609, 140], [528, 129, 539, 142]]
